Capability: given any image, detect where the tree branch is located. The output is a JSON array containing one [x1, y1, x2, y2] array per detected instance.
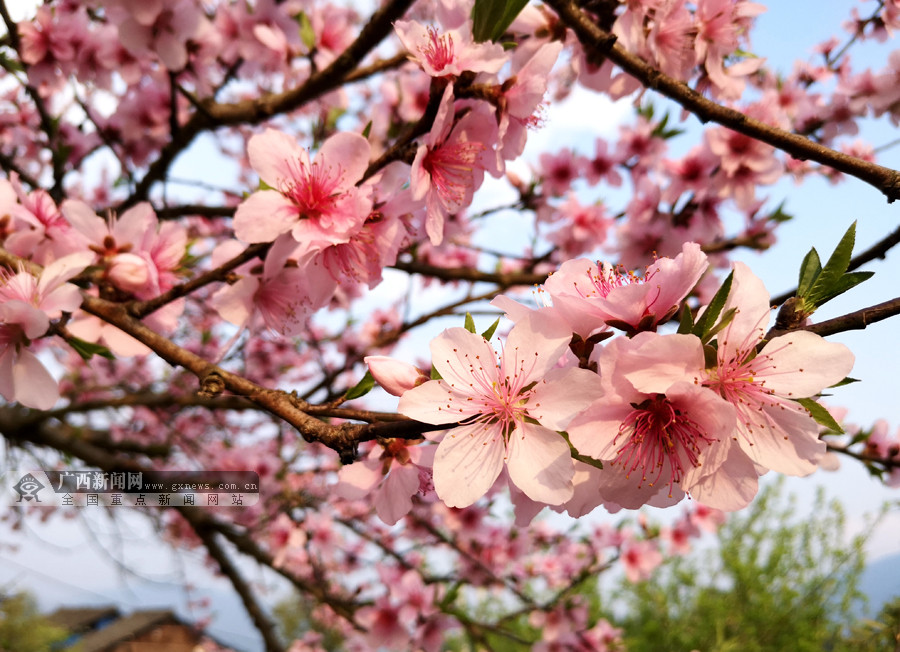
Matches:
[[546, 0, 900, 202]]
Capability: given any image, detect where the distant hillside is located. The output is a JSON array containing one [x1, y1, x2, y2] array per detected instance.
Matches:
[[859, 552, 900, 616]]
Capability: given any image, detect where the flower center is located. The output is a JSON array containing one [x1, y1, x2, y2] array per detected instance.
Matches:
[[421, 27, 455, 73], [281, 158, 344, 220], [613, 395, 714, 495], [423, 140, 485, 210]]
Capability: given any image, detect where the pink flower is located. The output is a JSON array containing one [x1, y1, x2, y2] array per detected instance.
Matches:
[[410, 85, 494, 245], [703, 262, 855, 475], [334, 439, 435, 525], [393, 19, 507, 78], [398, 320, 603, 507], [545, 242, 708, 337], [621, 538, 664, 583], [0, 252, 92, 409], [233, 129, 372, 249], [211, 236, 336, 336], [567, 333, 758, 511]]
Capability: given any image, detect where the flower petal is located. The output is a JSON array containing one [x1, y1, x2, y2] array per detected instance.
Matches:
[[506, 422, 574, 505], [432, 422, 505, 508], [755, 331, 854, 398]]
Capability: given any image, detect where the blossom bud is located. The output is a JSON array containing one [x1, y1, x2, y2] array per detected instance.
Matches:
[[364, 356, 427, 397], [108, 253, 151, 294]]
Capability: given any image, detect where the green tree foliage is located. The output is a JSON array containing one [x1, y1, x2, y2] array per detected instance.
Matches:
[[0, 590, 71, 652], [844, 597, 900, 651], [611, 481, 871, 652]]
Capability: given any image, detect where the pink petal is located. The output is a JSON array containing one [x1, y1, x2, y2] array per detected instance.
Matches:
[[756, 331, 854, 398], [334, 458, 383, 500], [61, 199, 107, 243], [248, 129, 308, 188], [428, 327, 497, 394], [12, 348, 59, 410], [506, 422, 574, 505], [375, 465, 420, 525], [736, 400, 823, 475], [684, 442, 758, 511], [620, 333, 705, 394], [365, 356, 424, 397], [527, 367, 604, 431], [317, 132, 371, 191], [398, 379, 477, 425], [233, 191, 297, 243], [433, 422, 505, 508]]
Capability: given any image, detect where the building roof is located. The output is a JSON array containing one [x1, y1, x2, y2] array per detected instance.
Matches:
[[72, 609, 183, 652], [45, 606, 120, 634], [45, 605, 240, 652]]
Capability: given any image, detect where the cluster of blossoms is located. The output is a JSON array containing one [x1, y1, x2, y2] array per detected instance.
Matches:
[[361, 245, 854, 520]]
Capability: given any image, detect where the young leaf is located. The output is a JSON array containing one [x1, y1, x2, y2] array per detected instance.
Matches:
[[481, 317, 501, 341], [471, 0, 529, 42], [464, 312, 477, 334], [693, 270, 733, 340], [68, 337, 115, 362], [676, 303, 694, 335], [344, 370, 375, 400], [796, 398, 844, 434], [796, 247, 821, 298], [814, 270, 874, 304], [806, 222, 857, 305]]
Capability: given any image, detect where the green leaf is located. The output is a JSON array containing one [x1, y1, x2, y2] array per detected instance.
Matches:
[[361, 121, 373, 140], [676, 303, 694, 335], [258, 179, 275, 191], [693, 271, 734, 340], [560, 431, 604, 470], [807, 222, 857, 305], [796, 398, 844, 434], [464, 312, 477, 334], [796, 247, 821, 297], [768, 201, 793, 224], [296, 11, 316, 51], [700, 307, 737, 345], [829, 376, 859, 388], [481, 317, 501, 341], [68, 337, 115, 362], [430, 365, 443, 381], [344, 370, 375, 400], [815, 270, 874, 304], [471, 0, 529, 42]]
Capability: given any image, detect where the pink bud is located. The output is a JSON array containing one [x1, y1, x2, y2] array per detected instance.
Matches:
[[364, 356, 427, 397], [108, 253, 151, 293]]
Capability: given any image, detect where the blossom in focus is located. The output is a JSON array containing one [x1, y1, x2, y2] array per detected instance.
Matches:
[[398, 319, 603, 508], [410, 84, 494, 245], [544, 241, 709, 337], [702, 262, 855, 475], [233, 129, 372, 250], [567, 333, 756, 511], [393, 19, 507, 78]]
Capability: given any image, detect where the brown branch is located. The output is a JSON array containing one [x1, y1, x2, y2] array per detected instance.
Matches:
[[192, 527, 287, 652], [546, 0, 900, 202], [392, 260, 547, 287], [784, 296, 900, 338], [129, 242, 269, 318]]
